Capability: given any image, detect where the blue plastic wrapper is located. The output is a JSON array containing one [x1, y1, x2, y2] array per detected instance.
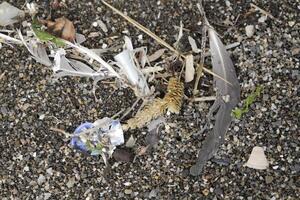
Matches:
[[70, 122, 94, 152], [70, 118, 124, 156]]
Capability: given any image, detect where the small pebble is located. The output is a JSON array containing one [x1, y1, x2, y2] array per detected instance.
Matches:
[[265, 176, 273, 184], [37, 174, 46, 185], [124, 189, 132, 195], [92, 22, 98, 27], [245, 25, 255, 37]]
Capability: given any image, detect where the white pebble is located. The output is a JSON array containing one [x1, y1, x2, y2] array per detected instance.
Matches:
[[92, 22, 98, 27], [245, 25, 255, 37], [234, 126, 239, 132], [37, 174, 46, 185], [23, 166, 29, 172]]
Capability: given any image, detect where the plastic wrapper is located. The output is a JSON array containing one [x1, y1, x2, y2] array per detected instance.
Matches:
[[0, 2, 25, 26], [70, 118, 124, 158]]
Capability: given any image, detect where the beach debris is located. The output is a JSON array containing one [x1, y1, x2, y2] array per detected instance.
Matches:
[[70, 118, 124, 165], [188, 36, 201, 53], [190, 2, 240, 176], [0, 2, 25, 26], [148, 48, 167, 62], [114, 36, 150, 96], [39, 17, 76, 42], [185, 54, 195, 82], [124, 77, 184, 130], [125, 135, 136, 148], [52, 48, 104, 78], [17, 30, 52, 67], [26, 2, 38, 16], [245, 146, 269, 170]]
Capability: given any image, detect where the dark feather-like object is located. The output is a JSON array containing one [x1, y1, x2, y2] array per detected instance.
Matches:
[[190, 20, 240, 176]]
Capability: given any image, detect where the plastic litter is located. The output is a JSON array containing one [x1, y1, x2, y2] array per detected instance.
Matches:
[[70, 118, 124, 158], [0, 2, 25, 26]]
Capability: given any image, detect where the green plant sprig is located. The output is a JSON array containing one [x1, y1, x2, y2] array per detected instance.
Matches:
[[232, 86, 263, 119]]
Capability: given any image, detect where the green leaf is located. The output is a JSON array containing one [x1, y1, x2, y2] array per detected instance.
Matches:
[[31, 19, 65, 47], [232, 108, 243, 119], [232, 86, 263, 119]]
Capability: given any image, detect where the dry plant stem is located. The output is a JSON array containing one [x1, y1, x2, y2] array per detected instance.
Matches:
[[193, 26, 207, 94], [101, 0, 178, 54], [193, 96, 216, 102], [101, 0, 230, 84], [0, 33, 22, 44], [50, 127, 72, 137], [111, 108, 126, 119], [193, 0, 207, 95], [63, 40, 120, 78], [250, 3, 281, 23]]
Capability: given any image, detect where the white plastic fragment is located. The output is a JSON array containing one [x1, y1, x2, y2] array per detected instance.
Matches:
[[245, 146, 269, 170], [115, 50, 140, 85], [258, 15, 268, 23], [185, 54, 195, 82], [0, 2, 25, 26], [114, 36, 150, 96], [188, 36, 201, 53], [0, 32, 22, 45], [124, 35, 133, 51], [141, 66, 163, 74]]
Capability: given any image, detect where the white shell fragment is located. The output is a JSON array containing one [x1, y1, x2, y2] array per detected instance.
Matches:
[[185, 54, 195, 82], [0, 2, 25, 26], [188, 36, 201, 53], [125, 135, 136, 148], [245, 146, 269, 170]]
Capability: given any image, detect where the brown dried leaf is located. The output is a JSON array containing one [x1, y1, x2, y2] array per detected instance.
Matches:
[[40, 17, 76, 42]]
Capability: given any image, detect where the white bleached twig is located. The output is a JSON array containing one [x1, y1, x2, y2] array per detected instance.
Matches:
[[0, 32, 22, 44], [63, 40, 120, 78]]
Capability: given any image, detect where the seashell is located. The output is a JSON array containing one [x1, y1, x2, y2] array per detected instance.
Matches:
[[245, 146, 269, 170]]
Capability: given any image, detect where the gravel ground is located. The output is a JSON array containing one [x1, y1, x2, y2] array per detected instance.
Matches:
[[0, 0, 299, 199]]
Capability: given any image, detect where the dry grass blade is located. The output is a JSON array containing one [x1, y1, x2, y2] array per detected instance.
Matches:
[[193, 1, 207, 95], [50, 127, 72, 137], [101, 0, 231, 85], [250, 3, 281, 23], [101, 0, 178, 54]]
